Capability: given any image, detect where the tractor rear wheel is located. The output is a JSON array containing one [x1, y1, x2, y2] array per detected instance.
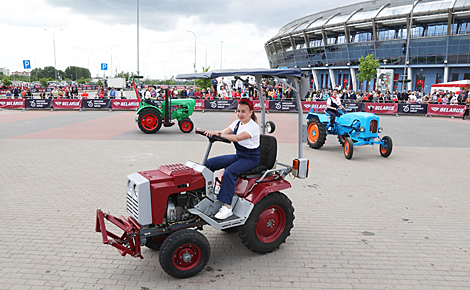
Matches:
[[238, 191, 294, 254], [344, 137, 354, 159], [306, 118, 327, 149], [379, 136, 393, 157], [159, 229, 210, 278], [179, 118, 194, 133], [138, 108, 162, 133]]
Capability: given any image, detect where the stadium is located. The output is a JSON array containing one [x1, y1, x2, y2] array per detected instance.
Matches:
[[264, 0, 470, 93]]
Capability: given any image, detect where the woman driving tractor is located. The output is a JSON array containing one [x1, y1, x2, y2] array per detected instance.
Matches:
[[198, 98, 260, 220]]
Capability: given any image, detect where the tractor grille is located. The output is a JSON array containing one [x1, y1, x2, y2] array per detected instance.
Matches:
[[127, 192, 139, 220], [370, 120, 378, 133]]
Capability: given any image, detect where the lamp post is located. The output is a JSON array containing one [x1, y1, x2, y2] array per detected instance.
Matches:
[[43, 28, 63, 81], [383, 59, 388, 69], [220, 41, 223, 69], [136, 0, 140, 88], [199, 42, 207, 68], [186, 31, 196, 73], [87, 54, 93, 78], [111, 45, 118, 78]]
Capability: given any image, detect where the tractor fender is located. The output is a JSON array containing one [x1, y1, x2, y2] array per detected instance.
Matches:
[[306, 112, 329, 123], [243, 178, 292, 205], [136, 104, 163, 115]]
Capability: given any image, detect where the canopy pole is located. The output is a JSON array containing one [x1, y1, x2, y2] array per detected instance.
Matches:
[[255, 75, 265, 134], [293, 78, 303, 159]]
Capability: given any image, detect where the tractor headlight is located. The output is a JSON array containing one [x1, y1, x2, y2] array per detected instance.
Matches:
[[359, 127, 365, 132], [378, 127, 383, 133], [133, 184, 139, 197]]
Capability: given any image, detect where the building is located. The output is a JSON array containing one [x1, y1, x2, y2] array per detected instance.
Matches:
[[0, 67, 10, 76], [11, 71, 30, 77], [264, 0, 470, 93]]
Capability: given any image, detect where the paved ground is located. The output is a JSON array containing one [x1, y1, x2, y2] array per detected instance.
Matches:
[[0, 109, 469, 290]]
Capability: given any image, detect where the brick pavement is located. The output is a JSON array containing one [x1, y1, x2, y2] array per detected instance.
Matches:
[[0, 110, 469, 289]]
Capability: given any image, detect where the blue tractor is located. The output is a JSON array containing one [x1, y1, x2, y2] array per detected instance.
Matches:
[[305, 109, 393, 159]]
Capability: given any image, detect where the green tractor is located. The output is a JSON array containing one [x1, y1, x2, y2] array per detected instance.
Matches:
[[134, 83, 196, 134]]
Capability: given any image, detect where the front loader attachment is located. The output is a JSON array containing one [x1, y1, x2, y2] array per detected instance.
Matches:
[[95, 209, 143, 259]]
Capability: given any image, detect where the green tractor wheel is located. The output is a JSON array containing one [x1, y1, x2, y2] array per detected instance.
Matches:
[[138, 108, 162, 133]]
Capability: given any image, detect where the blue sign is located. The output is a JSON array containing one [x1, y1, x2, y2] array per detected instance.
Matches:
[[101, 63, 108, 70], [23, 60, 31, 69]]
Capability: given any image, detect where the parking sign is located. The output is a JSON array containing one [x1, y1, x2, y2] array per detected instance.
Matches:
[[23, 60, 31, 69], [101, 63, 108, 70]]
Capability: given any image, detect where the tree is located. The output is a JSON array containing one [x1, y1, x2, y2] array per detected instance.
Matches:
[[357, 54, 380, 85], [39, 78, 48, 88], [2, 76, 12, 87], [195, 66, 211, 90], [97, 79, 103, 86], [77, 77, 86, 85]]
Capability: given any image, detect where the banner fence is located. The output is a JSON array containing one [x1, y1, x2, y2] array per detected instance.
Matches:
[[0, 98, 465, 117]]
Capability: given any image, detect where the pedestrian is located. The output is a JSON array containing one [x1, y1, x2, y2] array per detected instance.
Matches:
[[109, 87, 116, 99]]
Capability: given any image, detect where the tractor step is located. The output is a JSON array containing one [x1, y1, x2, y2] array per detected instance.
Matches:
[[163, 121, 175, 127], [188, 196, 254, 231]]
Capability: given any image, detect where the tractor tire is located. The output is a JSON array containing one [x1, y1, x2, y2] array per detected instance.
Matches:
[[179, 118, 194, 133], [344, 137, 354, 159], [265, 121, 276, 134], [306, 118, 327, 149], [137, 108, 162, 133], [379, 136, 393, 158], [159, 229, 210, 279], [338, 134, 348, 146], [238, 191, 294, 254], [145, 235, 168, 251]]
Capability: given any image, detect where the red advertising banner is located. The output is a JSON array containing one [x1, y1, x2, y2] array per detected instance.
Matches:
[[0, 90, 7, 94], [426, 104, 465, 117], [302, 101, 327, 112], [251, 100, 270, 111], [53, 100, 82, 109], [194, 99, 204, 110], [111, 99, 140, 110], [0, 99, 24, 109], [363, 102, 398, 114]]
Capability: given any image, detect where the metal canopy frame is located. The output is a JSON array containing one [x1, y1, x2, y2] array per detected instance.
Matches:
[[176, 68, 305, 159]]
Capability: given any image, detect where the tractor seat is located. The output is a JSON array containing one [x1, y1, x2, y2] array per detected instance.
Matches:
[[240, 134, 277, 178]]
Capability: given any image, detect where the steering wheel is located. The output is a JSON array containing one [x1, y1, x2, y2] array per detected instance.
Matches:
[[195, 129, 231, 144]]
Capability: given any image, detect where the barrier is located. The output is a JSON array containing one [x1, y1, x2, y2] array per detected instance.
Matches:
[[53, 100, 82, 110], [0, 99, 24, 109], [1, 98, 466, 118], [426, 104, 465, 117]]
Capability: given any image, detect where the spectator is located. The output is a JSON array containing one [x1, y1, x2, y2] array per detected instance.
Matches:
[[119, 89, 126, 99], [188, 88, 195, 98], [109, 87, 117, 99], [211, 78, 218, 95], [13, 87, 20, 99], [463, 96, 470, 120]]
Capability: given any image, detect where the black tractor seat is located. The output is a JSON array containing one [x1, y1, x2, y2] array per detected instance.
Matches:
[[240, 134, 277, 178]]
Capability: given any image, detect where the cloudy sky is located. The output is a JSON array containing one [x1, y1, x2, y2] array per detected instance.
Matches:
[[1, 0, 359, 79]]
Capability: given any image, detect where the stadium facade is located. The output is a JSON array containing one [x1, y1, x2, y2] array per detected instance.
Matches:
[[264, 0, 470, 93]]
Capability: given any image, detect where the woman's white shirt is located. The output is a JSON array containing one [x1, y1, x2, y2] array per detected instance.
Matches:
[[229, 119, 260, 149]]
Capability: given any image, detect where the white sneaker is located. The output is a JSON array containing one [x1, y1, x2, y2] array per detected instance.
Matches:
[[214, 205, 232, 220]]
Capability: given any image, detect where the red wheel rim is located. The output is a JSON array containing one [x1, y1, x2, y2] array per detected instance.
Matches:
[[142, 113, 158, 130], [344, 141, 350, 155], [307, 123, 319, 143], [255, 205, 286, 243], [380, 140, 388, 154], [172, 243, 201, 271], [181, 120, 192, 132]]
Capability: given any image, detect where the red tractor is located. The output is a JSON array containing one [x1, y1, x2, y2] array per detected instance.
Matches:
[[95, 68, 310, 278]]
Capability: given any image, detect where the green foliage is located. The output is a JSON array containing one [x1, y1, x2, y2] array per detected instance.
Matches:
[[39, 78, 48, 88], [64, 66, 91, 80], [77, 77, 86, 85], [116, 71, 131, 81], [195, 66, 211, 90], [97, 79, 103, 86], [2, 76, 12, 87], [357, 54, 380, 83]]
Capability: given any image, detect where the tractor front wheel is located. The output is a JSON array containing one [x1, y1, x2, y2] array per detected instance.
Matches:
[[179, 118, 194, 133], [306, 118, 327, 149], [344, 137, 354, 159], [379, 136, 393, 157], [238, 191, 294, 254], [338, 134, 348, 146], [137, 108, 162, 133], [159, 229, 210, 278], [145, 235, 168, 251]]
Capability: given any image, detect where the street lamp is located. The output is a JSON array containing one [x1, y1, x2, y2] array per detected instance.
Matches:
[[383, 59, 388, 69], [220, 41, 223, 69], [87, 54, 93, 77], [199, 42, 207, 68], [111, 45, 118, 78], [43, 28, 63, 81], [186, 31, 196, 73]]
